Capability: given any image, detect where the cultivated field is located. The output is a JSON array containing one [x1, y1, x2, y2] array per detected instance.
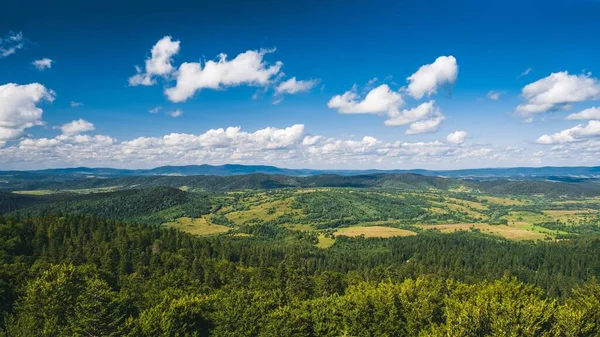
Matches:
[[336, 226, 417, 238]]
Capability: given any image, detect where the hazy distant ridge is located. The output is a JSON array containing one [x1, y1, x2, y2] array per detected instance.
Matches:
[[6, 164, 600, 179]]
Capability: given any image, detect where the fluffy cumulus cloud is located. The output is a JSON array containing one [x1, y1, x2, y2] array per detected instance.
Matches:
[[0, 31, 24, 57], [328, 56, 457, 134], [406, 56, 458, 99], [128, 37, 320, 103], [446, 131, 468, 144], [0, 83, 55, 145], [566, 107, 600, 120], [32, 58, 53, 71], [59, 119, 95, 136], [121, 124, 305, 152], [0, 122, 531, 169], [328, 85, 446, 135], [165, 49, 283, 102], [535, 139, 600, 164], [515, 72, 600, 118], [537, 120, 600, 144], [405, 116, 445, 135], [384, 100, 440, 126], [275, 77, 318, 95], [129, 36, 181, 86], [385, 101, 445, 135], [328, 84, 404, 115]]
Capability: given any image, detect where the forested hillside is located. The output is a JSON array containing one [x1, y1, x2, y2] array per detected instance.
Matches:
[[4, 172, 600, 197], [1, 215, 600, 336], [4, 187, 211, 225]]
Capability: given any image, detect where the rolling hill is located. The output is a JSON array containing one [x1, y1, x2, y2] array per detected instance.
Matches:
[[3, 164, 600, 180]]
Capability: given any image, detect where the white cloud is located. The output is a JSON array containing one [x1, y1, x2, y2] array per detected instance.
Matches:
[[302, 135, 322, 146], [384, 101, 446, 135], [405, 115, 445, 135], [447, 131, 468, 144], [129, 36, 181, 86], [329, 86, 446, 134], [165, 49, 283, 102], [515, 72, 600, 118], [129, 39, 318, 103], [537, 139, 600, 164], [19, 137, 61, 148], [0, 122, 537, 169], [32, 58, 53, 71], [328, 84, 404, 115], [149, 106, 162, 114], [537, 120, 600, 144], [0, 31, 24, 57], [0, 83, 55, 144], [60, 119, 95, 136], [122, 124, 305, 151], [327, 56, 458, 134], [275, 77, 318, 95], [486, 91, 502, 100], [70, 101, 83, 108], [566, 107, 600, 120], [384, 100, 440, 126], [518, 68, 533, 78], [406, 56, 458, 99], [168, 109, 183, 118]]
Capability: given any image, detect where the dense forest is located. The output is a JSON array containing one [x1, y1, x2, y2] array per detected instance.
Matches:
[[1, 214, 600, 336]]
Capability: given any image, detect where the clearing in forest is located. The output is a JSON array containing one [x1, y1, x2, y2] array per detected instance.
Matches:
[[12, 190, 54, 195], [336, 226, 417, 238], [316, 234, 336, 248], [477, 196, 529, 206], [165, 217, 230, 236], [419, 223, 548, 241]]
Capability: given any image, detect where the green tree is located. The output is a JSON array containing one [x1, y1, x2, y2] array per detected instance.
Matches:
[[554, 281, 600, 337], [439, 278, 556, 337], [68, 276, 129, 337], [6, 264, 81, 337], [135, 295, 214, 337]]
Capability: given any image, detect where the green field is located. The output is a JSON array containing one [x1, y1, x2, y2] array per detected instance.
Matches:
[[12, 186, 122, 195], [165, 217, 230, 236], [316, 233, 336, 248], [420, 223, 549, 241], [12, 190, 55, 195], [335, 226, 417, 238]]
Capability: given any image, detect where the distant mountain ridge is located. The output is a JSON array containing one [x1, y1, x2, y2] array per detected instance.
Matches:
[[3, 164, 600, 180]]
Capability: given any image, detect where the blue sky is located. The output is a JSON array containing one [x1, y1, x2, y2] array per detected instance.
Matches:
[[1, 0, 600, 169]]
